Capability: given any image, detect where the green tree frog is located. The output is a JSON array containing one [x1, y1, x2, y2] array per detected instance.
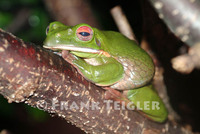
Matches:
[[43, 21, 168, 122]]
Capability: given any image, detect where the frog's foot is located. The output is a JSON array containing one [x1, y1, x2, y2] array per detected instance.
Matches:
[[62, 50, 76, 65], [104, 87, 130, 104]]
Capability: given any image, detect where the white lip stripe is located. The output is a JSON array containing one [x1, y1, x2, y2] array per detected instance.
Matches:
[[44, 44, 100, 53]]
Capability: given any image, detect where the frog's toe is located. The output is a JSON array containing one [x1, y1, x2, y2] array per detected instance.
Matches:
[[62, 50, 76, 64]]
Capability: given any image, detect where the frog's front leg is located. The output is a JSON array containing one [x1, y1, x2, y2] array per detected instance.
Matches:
[[62, 50, 124, 86], [62, 50, 76, 65]]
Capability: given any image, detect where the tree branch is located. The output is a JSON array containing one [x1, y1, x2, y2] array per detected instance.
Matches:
[[148, 0, 200, 47]]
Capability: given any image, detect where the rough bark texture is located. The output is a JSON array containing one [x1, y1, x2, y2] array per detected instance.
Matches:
[[0, 28, 192, 133]]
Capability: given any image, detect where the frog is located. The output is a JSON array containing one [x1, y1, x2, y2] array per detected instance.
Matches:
[[43, 21, 168, 123]]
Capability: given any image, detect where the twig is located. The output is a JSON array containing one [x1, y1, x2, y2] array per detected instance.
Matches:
[[110, 6, 137, 41], [171, 43, 200, 73]]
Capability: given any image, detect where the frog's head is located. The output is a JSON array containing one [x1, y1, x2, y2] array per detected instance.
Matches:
[[43, 22, 108, 58]]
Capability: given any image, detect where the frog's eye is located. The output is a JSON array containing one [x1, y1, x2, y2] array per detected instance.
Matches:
[[76, 26, 93, 41], [46, 25, 49, 35]]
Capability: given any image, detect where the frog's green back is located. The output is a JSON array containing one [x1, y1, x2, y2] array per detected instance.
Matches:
[[99, 30, 151, 63], [94, 28, 155, 89]]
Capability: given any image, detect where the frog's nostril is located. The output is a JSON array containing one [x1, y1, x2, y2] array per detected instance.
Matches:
[[56, 33, 61, 37]]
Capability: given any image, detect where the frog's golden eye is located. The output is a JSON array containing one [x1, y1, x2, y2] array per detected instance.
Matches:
[[46, 25, 50, 35], [76, 26, 93, 41]]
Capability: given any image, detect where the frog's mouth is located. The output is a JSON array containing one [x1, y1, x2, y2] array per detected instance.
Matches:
[[44, 44, 111, 57], [44, 45, 100, 53]]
